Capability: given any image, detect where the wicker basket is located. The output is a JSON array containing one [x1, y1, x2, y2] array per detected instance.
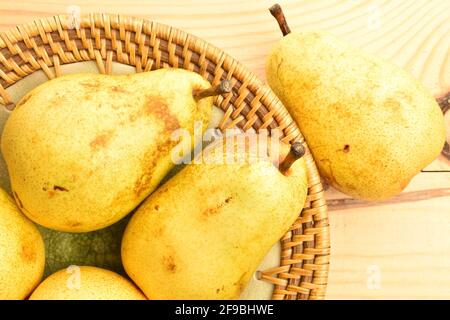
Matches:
[[0, 14, 330, 300]]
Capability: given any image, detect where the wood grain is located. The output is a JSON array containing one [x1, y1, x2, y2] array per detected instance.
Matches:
[[0, 0, 448, 299], [327, 173, 450, 299]]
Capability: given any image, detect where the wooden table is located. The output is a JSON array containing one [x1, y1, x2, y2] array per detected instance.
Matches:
[[0, 0, 448, 299]]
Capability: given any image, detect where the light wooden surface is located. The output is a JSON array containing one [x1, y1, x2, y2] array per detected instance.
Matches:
[[0, 0, 448, 299]]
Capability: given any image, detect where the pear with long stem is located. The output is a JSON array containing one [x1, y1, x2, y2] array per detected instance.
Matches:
[[266, 3, 446, 200]]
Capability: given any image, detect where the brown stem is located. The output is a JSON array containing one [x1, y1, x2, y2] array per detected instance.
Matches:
[[193, 80, 231, 100], [442, 142, 450, 160], [437, 92, 449, 161], [280, 142, 305, 174], [269, 3, 291, 36], [437, 92, 450, 114]]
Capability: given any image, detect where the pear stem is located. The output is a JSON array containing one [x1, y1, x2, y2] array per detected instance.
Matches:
[[5, 102, 15, 111], [193, 80, 231, 100], [438, 91, 449, 114], [269, 4, 291, 36], [280, 142, 305, 174], [437, 91, 449, 161]]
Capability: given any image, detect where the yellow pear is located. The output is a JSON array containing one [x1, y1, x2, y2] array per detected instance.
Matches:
[[122, 134, 308, 299], [266, 4, 446, 200], [1, 69, 228, 232], [0, 188, 44, 299], [29, 266, 146, 300]]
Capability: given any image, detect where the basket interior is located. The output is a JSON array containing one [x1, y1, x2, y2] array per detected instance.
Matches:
[[0, 14, 330, 300]]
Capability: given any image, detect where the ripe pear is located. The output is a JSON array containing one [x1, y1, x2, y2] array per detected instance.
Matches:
[[122, 134, 308, 299], [29, 266, 146, 300], [1, 69, 228, 232], [0, 188, 45, 299], [266, 4, 446, 200]]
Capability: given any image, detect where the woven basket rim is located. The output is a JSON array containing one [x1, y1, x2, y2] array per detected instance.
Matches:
[[0, 13, 330, 300]]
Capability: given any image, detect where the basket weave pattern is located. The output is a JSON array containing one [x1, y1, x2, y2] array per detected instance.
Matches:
[[0, 14, 330, 300]]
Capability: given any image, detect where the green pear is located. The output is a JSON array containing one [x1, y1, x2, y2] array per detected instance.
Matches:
[[1, 69, 224, 232], [266, 4, 446, 200], [0, 187, 45, 299], [122, 134, 308, 299], [39, 215, 130, 277]]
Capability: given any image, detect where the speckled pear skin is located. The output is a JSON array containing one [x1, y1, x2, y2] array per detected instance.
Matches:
[[0, 188, 45, 300], [29, 266, 146, 300], [122, 136, 308, 299], [266, 31, 446, 200], [1, 69, 213, 232]]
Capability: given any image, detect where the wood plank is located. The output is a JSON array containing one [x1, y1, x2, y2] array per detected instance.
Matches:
[[326, 173, 450, 299], [327, 173, 450, 299], [0, 0, 449, 299]]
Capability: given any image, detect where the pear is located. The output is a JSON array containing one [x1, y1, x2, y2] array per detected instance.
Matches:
[[29, 266, 146, 300], [1, 69, 229, 232], [266, 4, 446, 200], [122, 134, 308, 299], [0, 187, 45, 299]]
